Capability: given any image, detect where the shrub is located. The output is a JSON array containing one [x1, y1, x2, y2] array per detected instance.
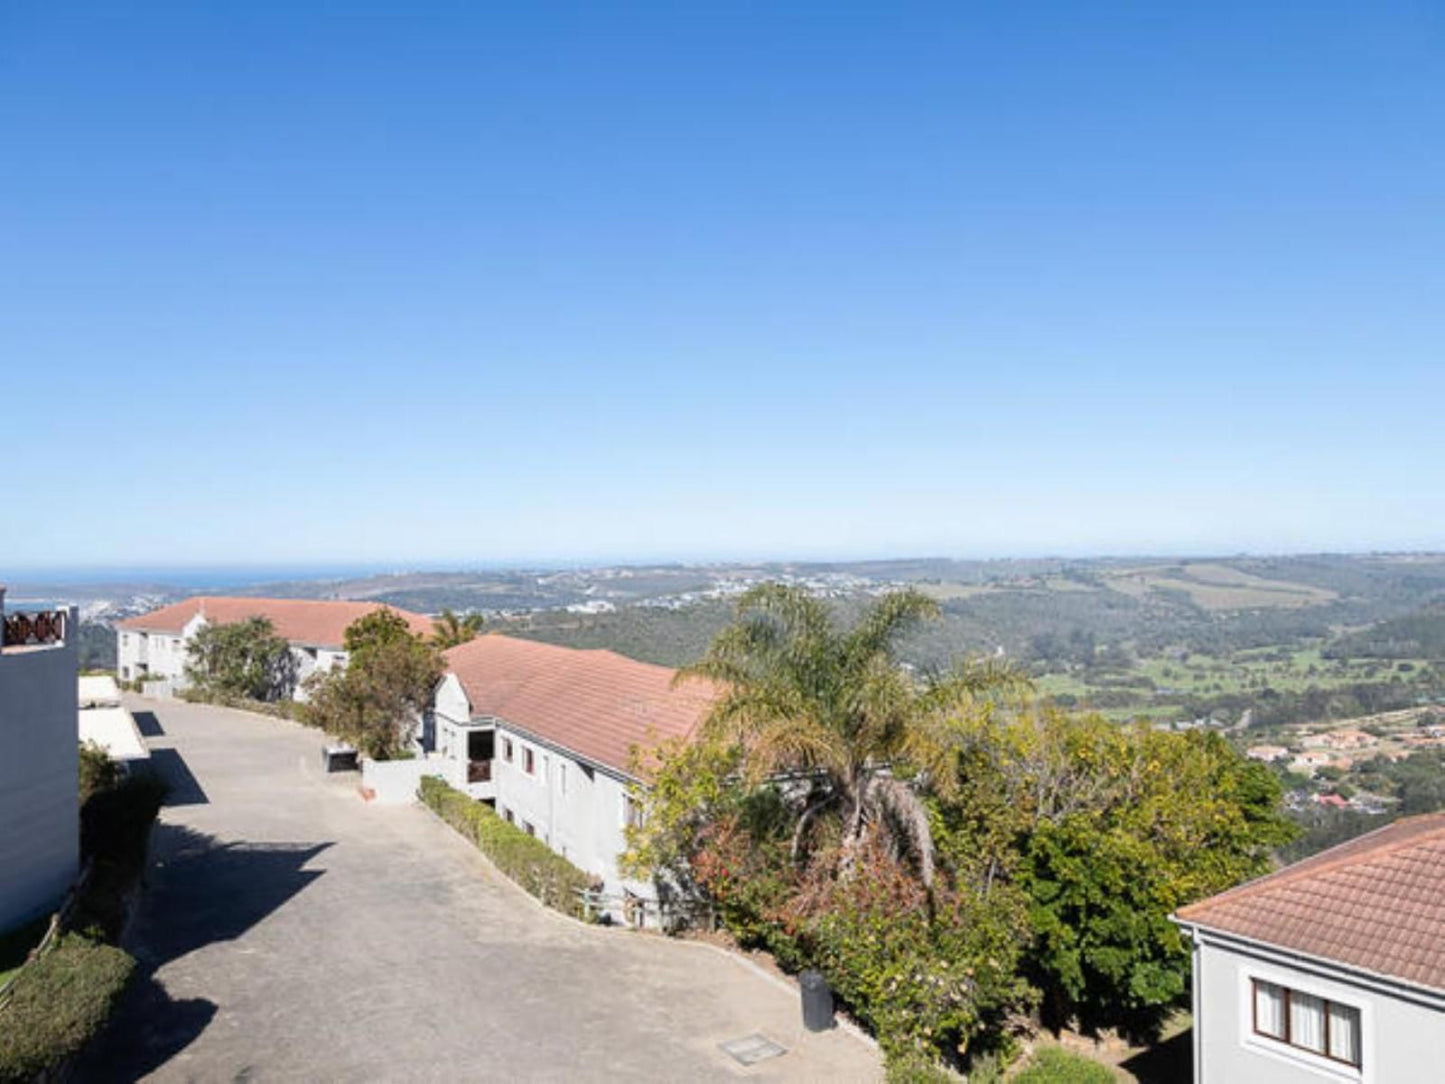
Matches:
[[0, 935, 134, 1082], [883, 1049, 963, 1082], [786, 845, 1034, 1065], [419, 777, 591, 918], [78, 743, 122, 804], [1011, 1046, 1114, 1083], [76, 774, 168, 942]]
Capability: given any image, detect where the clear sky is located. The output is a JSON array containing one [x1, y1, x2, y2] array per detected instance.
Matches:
[[3, 2, 1442, 572]]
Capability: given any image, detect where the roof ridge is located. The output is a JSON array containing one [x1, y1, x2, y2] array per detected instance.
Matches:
[[1179, 812, 1445, 920]]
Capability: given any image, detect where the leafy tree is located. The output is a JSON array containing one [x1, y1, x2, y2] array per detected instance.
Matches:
[[304, 611, 444, 759], [185, 616, 297, 701], [431, 608, 484, 649], [675, 584, 1024, 886], [939, 710, 1296, 1034], [343, 608, 419, 654]]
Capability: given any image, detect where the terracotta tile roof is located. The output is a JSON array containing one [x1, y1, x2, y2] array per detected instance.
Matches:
[[1175, 812, 1445, 991], [442, 634, 720, 777], [117, 597, 433, 649]]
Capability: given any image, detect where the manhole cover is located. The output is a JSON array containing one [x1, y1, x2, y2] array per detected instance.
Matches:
[[719, 1033, 788, 1066]]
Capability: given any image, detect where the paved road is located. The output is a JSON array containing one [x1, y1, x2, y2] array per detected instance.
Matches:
[[80, 697, 881, 1083]]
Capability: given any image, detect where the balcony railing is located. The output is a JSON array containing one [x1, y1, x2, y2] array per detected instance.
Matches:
[[2, 609, 67, 647], [467, 760, 493, 784]]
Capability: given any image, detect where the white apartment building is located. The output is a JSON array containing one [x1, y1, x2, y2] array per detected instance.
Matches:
[[117, 596, 433, 699], [427, 634, 718, 924]]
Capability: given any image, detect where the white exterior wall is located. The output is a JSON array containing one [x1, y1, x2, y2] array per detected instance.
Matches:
[[490, 723, 650, 904], [428, 674, 656, 915], [429, 675, 495, 799], [0, 606, 80, 929], [1190, 931, 1444, 1084], [117, 628, 188, 683]]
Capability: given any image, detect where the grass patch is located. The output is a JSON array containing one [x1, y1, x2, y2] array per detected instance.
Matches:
[[1012, 1046, 1116, 1083]]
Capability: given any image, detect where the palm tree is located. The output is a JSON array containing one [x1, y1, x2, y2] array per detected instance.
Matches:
[[676, 583, 1023, 886], [431, 608, 484, 650]]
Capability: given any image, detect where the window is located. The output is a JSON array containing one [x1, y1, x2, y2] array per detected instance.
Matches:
[[523, 821, 535, 837], [559, 763, 568, 795], [623, 793, 645, 830], [502, 806, 513, 824], [1252, 979, 1360, 1067], [523, 747, 535, 775], [502, 738, 513, 763]]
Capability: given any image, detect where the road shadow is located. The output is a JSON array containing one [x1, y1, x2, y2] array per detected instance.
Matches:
[[73, 974, 218, 1083], [141, 824, 332, 969], [1119, 1027, 1192, 1084], [144, 747, 209, 806], [78, 825, 331, 1080], [133, 710, 164, 737]]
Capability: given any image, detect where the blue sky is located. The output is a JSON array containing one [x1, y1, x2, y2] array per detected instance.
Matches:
[[3, 2, 1442, 572]]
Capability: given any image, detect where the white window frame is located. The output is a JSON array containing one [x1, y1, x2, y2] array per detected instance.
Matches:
[[1238, 961, 1370, 1082]]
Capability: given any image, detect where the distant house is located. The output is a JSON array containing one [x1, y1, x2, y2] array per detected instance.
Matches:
[[116, 596, 433, 699], [0, 588, 80, 930], [1291, 750, 1338, 773], [427, 634, 719, 925], [1174, 813, 1445, 1082], [1320, 729, 1378, 751], [1312, 792, 1350, 810], [1246, 745, 1290, 763]]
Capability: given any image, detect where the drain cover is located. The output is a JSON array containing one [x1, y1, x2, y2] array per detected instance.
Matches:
[[720, 1033, 788, 1066]]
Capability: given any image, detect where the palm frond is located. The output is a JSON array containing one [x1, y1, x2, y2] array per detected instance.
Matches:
[[866, 774, 937, 888]]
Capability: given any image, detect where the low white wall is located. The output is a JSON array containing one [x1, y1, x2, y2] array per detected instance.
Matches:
[[141, 678, 175, 699], [361, 757, 442, 805]]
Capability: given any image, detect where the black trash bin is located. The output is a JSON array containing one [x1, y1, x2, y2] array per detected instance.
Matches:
[[800, 969, 834, 1031]]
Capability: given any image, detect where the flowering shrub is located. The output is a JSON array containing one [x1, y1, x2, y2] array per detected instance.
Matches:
[[783, 838, 1034, 1063]]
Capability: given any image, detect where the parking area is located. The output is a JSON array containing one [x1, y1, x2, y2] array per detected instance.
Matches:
[[79, 697, 882, 1082]]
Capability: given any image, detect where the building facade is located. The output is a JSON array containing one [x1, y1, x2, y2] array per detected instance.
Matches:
[[1174, 814, 1445, 1083], [0, 589, 80, 930], [428, 635, 717, 923], [117, 596, 433, 699]]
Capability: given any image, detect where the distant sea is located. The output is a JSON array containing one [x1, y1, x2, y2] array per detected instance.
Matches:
[[4, 565, 398, 592]]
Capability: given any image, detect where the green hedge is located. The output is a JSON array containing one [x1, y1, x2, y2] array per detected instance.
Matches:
[[419, 777, 592, 918], [0, 935, 134, 1083], [76, 774, 169, 942], [177, 687, 304, 721]]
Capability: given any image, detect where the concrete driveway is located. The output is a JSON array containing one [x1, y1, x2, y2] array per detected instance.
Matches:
[[80, 697, 881, 1083]]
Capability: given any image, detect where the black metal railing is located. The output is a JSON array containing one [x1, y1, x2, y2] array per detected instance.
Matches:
[[1, 609, 67, 647]]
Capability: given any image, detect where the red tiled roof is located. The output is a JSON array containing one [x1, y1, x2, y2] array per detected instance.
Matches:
[[117, 597, 433, 649], [442, 634, 720, 777], [1176, 812, 1445, 991]]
